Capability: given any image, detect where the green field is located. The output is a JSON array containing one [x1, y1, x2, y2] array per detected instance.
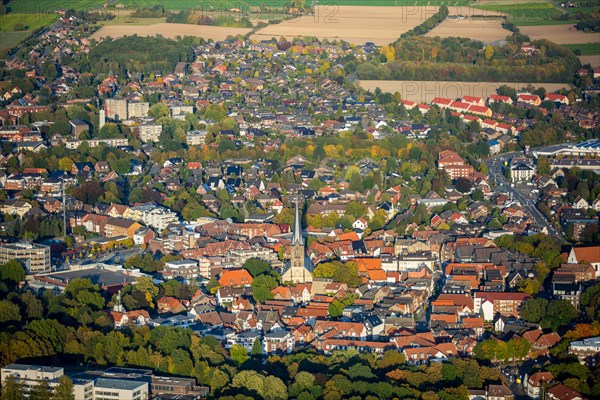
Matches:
[[0, 30, 31, 49], [473, 3, 561, 19], [0, 13, 59, 31], [562, 43, 600, 55], [514, 19, 579, 26], [7, 0, 473, 13]]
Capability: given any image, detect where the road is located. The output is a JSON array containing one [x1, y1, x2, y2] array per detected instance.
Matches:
[[485, 152, 565, 241]]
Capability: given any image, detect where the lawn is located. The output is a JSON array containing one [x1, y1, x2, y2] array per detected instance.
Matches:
[[473, 2, 562, 24], [515, 19, 579, 26], [0, 13, 59, 31], [562, 43, 600, 55], [6, 0, 105, 13], [0, 30, 31, 49]]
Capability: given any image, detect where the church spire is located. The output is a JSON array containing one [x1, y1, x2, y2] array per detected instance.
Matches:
[[292, 195, 303, 246]]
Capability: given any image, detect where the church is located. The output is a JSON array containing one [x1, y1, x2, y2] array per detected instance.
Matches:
[[281, 198, 313, 284]]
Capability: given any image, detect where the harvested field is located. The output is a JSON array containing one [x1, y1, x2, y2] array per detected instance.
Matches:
[[426, 18, 511, 42], [251, 6, 497, 45], [519, 25, 600, 44], [90, 23, 251, 41], [579, 55, 600, 68], [358, 80, 570, 103]]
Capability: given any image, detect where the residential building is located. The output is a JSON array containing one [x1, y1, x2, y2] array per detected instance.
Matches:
[[105, 99, 128, 120], [568, 336, 600, 368], [138, 124, 162, 143], [164, 259, 199, 281], [127, 101, 149, 118], [524, 372, 554, 399], [474, 292, 530, 321], [0, 242, 51, 274], [263, 330, 295, 354]]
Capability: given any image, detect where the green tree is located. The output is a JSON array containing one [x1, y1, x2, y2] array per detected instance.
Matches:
[[243, 259, 272, 277], [53, 375, 74, 400], [251, 274, 278, 303], [542, 299, 578, 331], [521, 298, 548, 323], [1, 375, 24, 400], [0, 300, 21, 324], [230, 344, 250, 366], [0, 260, 26, 284], [251, 338, 263, 357], [29, 380, 52, 400]]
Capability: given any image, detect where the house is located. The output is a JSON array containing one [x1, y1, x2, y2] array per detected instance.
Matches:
[[218, 269, 253, 287], [567, 246, 600, 278], [483, 384, 514, 400], [524, 372, 554, 399], [545, 384, 584, 400], [517, 93, 542, 106], [1, 200, 32, 217], [157, 297, 187, 314], [568, 336, 600, 367], [573, 196, 589, 209], [352, 217, 368, 231], [474, 292, 530, 321], [263, 330, 295, 354]]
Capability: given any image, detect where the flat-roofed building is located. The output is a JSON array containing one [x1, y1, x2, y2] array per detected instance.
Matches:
[[127, 102, 149, 119], [164, 259, 199, 280], [0, 242, 51, 274], [94, 378, 148, 400]]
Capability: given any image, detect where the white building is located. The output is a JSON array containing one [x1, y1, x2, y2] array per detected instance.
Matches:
[[127, 102, 149, 119], [138, 124, 162, 143], [186, 130, 207, 146], [164, 259, 199, 280], [124, 203, 178, 231], [93, 378, 148, 400], [1, 364, 64, 395]]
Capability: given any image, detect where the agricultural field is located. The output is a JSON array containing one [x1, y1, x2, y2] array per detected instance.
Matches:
[[425, 18, 510, 42], [90, 22, 252, 41], [519, 24, 600, 44], [578, 55, 600, 68], [472, 2, 562, 25], [0, 31, 31, 50], [358, 79, 570, 103], [0, 13, 58, 31], [5, 0, 472, 13], [562, 43, 600, 55], [251, 5, 439, 45]]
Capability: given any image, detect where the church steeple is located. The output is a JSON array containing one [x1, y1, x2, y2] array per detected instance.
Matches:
[[292, 196, 303, 246]]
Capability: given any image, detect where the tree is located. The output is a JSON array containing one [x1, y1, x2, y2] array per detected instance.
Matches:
[[29, 380, 52, 400], [454, 178, 472, 193], [521, 298, 548, 323], [0, 300, 21, 324], [0, 260, 26, 284], [58, 157, 74, 171], [251, 274, 278, 303], [485, 45, 494, 61], [251, 338, 263, 357], [53, 375, 74, 400], [1, 375, 24, 400], [230, 344, 249, 366], [376, 350, 406, 369], [542, 299, 578, 331], [243, 258, 272, 277], [581, 283, 600, 321]]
